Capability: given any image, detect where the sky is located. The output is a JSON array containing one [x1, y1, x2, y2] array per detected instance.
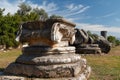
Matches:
[[0, 0, 120, 38]]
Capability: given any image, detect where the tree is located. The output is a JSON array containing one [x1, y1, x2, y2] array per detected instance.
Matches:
[[17, 3, 49, 21], [50, 14, 63, 19], [0, 8, 5, 16], [0, 10, 21, 49], [115, 39, 120, 46], [108, 36, 120, 46], [87, 31, 99, 39], [107, 36, 116, 43], [33, 8, 48, 20], [0, 3, 64, 49], [17, 2, 31, 16], [107, 35, 117, 47]]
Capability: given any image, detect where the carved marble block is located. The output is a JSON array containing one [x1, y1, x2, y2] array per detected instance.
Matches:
[[16, 18, 76, 46], [3, 18, 91, 80]]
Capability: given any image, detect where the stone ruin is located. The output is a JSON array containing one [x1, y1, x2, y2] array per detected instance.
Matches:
[[73, 29, 111, 54], [0, 18, 91, 80]]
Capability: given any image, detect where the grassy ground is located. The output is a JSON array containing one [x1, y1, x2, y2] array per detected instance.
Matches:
[[0, 46, 120, 80], [0, 49, 21, 71], [84, 46, 120, 80]]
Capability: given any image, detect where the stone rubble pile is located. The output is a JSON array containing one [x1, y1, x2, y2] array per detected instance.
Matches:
[[73, 29, 111, 54]]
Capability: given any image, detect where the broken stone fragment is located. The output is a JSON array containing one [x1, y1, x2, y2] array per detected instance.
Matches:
[[16, 18, 76, 46]]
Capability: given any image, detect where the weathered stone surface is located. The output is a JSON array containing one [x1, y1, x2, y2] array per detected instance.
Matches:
[[0, 76, 26, 80], [74, 29, 89, 45], [79, 44, 99, 48], [95, 36, 111, 53], [0, 74, 89, 80], [0, 76, 87, 80], [4, 18, 91, 80], [76, 44, 101, 54], [101, 31, 107, 39], [0, 72, 3, 75], [16, 18, 75, 46], [76, 47, 101, 54], [50, 41, 69, 47], [4, 61, 85, 78], [45, 18, 76, 27], [22, 46, 75, 55], [16, 54, 81, 65], [1, 68, 91, 80], [1, 63, 91, 80], [72, 28, 111, 54]]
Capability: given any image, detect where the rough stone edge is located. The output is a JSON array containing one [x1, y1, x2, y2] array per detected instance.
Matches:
[[16, 54, 81, 65], [0, 68, 91, 80]]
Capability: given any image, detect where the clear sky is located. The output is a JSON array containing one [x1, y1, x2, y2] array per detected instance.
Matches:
[[0, 0, 120, 38]]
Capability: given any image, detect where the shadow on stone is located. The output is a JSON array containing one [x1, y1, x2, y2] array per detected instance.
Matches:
[[0, 68, 4, 72]]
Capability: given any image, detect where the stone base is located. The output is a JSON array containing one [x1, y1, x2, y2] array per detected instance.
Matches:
[[0, 75, 87, 80], [3, 46, 91, 79], [4, 59, 87, 78], [1, 66, 91, 80], [16, 54, 81, 65], [22, 46, 75, 55], [76, 44, 101, 54]]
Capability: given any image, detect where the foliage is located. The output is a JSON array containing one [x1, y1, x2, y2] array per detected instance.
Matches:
[[87, 31, 92, 36], [0, 8, 5, 16], [33, 8, 48, 20], [87, 31, 99, 41], [49, 14, 63, 19], [115, 39, 120, 46], [17, 3, 49, 22], [107, 36, 116, 43], [0, 3, 51, 49], [107, 35, 120, 46], [0, 13, 18, 49], [17, 2, 32, 16]]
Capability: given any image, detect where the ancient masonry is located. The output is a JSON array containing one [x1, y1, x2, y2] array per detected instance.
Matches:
[[73, 29, 111, 54], [0, 18, 91, 80]]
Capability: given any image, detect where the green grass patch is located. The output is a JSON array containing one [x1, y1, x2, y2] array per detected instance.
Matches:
[[0, 49, 21, 69]]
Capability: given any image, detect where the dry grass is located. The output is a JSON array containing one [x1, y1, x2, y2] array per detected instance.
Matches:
[[0, 49, 21, 71], [84, 46, 120, 80], [0, 46, 120, 80]]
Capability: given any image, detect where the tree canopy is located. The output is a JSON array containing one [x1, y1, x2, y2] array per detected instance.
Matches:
[[0, 3, 62, 49], [107, 35, 120, 46]]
